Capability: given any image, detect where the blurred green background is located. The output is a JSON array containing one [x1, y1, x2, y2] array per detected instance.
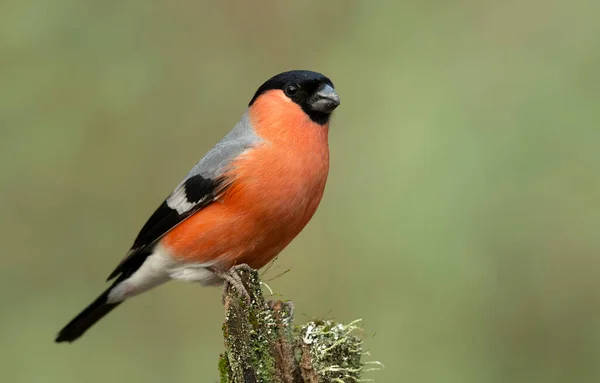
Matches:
[[2, 0, 599, 382]]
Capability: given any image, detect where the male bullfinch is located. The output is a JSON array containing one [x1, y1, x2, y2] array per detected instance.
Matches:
[[55, 70, 340, 343]]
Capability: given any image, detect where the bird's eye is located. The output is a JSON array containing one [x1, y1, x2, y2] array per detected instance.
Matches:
[[284, 83, 299, 97]]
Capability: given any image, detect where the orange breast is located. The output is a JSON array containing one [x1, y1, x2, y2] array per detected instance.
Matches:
[[162, 90, 330, 269]]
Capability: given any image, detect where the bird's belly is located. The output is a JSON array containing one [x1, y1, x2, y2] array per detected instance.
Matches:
[[162, 198, 314, 270], [162, 147, 328, 270]]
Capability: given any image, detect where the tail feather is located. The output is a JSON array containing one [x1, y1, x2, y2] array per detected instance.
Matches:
[[55, 286, 122, 343], [56, 251, 156, 343]]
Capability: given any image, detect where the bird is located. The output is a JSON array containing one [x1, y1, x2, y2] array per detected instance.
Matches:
[[55, 70, 340, 343]]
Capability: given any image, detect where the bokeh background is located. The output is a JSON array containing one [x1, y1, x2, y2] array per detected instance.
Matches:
[[2, 0, 599, 382]]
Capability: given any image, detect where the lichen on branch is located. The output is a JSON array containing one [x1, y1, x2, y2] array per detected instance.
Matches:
[[218, 265, 377, 383]]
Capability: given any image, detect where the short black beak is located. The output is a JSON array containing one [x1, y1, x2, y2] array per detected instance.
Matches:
[[309, 84, 340, 113]]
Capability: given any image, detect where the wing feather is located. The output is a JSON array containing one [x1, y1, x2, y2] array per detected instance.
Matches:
[[107, 112, 260, 281], [107, 175, 221, 280]]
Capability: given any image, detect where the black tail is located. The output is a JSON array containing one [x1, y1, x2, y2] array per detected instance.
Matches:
[[55, 285, 122, 343]]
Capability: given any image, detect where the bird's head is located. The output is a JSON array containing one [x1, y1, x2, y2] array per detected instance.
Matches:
[[249, 70, 340, 126]]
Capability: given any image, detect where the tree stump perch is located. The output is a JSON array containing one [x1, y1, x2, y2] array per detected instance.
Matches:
[[218, 266, 367, 383]]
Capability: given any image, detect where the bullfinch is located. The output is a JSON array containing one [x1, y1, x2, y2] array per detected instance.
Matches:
[[55, 70, 340, 343]]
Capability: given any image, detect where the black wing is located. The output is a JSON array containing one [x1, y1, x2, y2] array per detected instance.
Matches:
[[107, 174, 222, 281]]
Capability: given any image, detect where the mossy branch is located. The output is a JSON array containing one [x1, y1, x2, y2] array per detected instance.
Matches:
[[218, 266, 370, 383]]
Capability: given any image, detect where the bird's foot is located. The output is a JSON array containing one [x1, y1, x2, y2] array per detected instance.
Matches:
[[209, 264, 253, 305]]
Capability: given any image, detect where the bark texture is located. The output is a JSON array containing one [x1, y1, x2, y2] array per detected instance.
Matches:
[[218, 266, 364, 383]]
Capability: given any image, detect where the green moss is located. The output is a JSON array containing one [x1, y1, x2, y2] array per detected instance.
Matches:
[[218, 354, 231, 383], [219, 266, 379, 382], [222, 267, 278, 382]]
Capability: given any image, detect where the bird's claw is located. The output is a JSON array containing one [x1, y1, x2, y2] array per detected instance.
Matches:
[[211, 264, 253, 305]]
